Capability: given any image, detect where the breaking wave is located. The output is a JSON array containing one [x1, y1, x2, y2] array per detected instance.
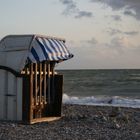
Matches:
[[63, 94, 140, 108]]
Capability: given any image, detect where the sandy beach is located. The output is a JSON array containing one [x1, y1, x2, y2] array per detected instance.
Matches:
[[0, 104, 140, 140]]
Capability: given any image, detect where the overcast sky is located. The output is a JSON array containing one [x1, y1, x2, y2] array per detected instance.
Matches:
[[0, 0, 140, 69]]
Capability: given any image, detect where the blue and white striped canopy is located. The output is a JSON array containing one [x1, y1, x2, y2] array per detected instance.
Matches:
[[27, 37, 73, 63]]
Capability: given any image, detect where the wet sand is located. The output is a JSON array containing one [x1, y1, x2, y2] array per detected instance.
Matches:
[[0, 104, 140, 140]]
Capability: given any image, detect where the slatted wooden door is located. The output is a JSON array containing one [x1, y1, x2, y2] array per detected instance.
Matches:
[[22, 62, 63, 124]]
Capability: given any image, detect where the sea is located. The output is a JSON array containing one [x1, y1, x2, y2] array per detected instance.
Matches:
[[58, 69, 140, 108]]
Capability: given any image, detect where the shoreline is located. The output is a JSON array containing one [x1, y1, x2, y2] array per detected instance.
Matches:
[[0, 104, 140, 140]]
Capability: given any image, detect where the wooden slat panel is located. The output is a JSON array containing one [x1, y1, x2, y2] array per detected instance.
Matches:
[[51, 63, 55, 103], [35, 63, 38, 105], [28, 117, 61, 124], [47, 62, 50, 104], [43, 61, 47, 104], [25, 67, 28, 75], [39, 63, 42, 105]]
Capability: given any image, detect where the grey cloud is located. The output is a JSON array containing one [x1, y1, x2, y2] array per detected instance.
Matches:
[[90, 0, 127, 10], [86, 38, 98, 44], [81, 38, 98, 46], [109, 37, 140, 55], [107, 37, 125, 54], [107, 28, 139, 36], [124, 31, 139, 35], [124, 10, 136, 17], [75, 11, 93, 18], [110, 37, 123, 47], [60, 0, 75, 6], [60, 0, 93, 18], [107, 28, 122, 35], [111, 15, 122, 21], [90, 0, 140, 20], [60, 0, 77, 15]]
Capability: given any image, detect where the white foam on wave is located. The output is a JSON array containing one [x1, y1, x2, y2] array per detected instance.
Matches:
[[63, 94, 140, 108]]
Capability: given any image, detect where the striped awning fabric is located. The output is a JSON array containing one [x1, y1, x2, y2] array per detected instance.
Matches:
[[27, 37, 73, 63]]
